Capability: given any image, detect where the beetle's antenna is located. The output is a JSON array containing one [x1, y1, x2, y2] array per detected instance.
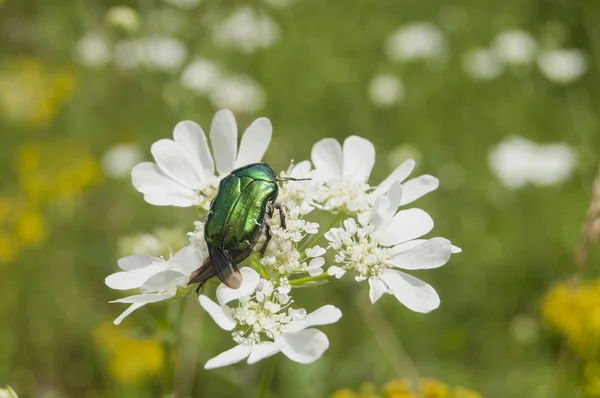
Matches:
[[276, 177, 311, 182]]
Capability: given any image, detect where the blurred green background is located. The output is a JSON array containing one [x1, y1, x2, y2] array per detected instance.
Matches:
[[1, 0, 600, 397]]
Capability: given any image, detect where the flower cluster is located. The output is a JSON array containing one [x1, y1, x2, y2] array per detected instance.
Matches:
[[330, 378, 482, 398], [105, 109, 461, 369]]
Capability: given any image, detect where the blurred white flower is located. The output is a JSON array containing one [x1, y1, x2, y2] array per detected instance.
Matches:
[[106, 246, 202, 324], [119, 233, 163, 256], [75, 33, 111, 69], [537, 49, 588, 85], [132, 110, 272, 208], [181, 58, 223, 95], [114, 36, 187, 72], [509, 314, 539, 344], [311, 137, 439, 213], [384, 22, 447, 63], [213, 7, 281, 54], [492, 29, 537, 66], [162, 0, 201, 9], [147, 8, 187, 35], [368, 74, 404, 107], [199, 267, 342, 368], [263, 0, 296, 8], [462, 48, 504, 81], [325, 182, 460, 310], [0, 386, 18, 398], [209, 75, 266, 114], [102, 143, 144, 179], [105, 6, 141, 33], [488, 136, 577, 189]]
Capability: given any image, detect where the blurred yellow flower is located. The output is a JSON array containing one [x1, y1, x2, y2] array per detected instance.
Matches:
[[16, 141, 100, 205], [0, 195, 46, 265], [94, 322, 164, 383], [419, 378, 449, 397], [543, 280, 600, 396], [0, 58, 75, 127], [542, 280, 600, 358], [330, 378, 482, 398]]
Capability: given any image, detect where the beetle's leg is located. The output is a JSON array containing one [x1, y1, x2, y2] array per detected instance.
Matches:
[[259, 221, 272, 257], [257, 203, 273, 256], [274, 203, 286, 230]]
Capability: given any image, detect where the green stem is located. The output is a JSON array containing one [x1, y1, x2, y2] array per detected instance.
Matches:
[[289, 272, 331, 286], [297, 212, 345, 259], [162, 299, 183, 397], [257, 357, 277, 398]]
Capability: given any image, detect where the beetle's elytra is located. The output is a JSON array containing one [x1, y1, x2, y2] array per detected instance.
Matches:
[[188, 163, 287, 290]]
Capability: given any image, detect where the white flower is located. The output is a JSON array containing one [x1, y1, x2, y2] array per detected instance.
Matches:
[[368, 74, 404, 107], [75, 33, 111, 69], [105, 6, 141, 33], [384, 22, 446, 63], [180, 58, 223, 95], [114, 36, 187, 72], [311, 137, 439, 213], [492, 29, 537, 66], [488, 136, 576, 189], [0, 386, 18, 398], [462, 48, 504, 81], [537, 49, 588, 85], [162, 0, 201, 9], [102, 143, 144, 179], [325, 182, 459, 311], [257, 162, 325, 276], [106, 246, 202, 325], [213, 7, 281, 54], [199, 268, 342, 368], [131, 109, 272, 209], [209, 74, 266, 114]]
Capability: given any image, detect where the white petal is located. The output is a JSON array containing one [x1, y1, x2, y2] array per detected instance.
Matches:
[[308, 257, 325, 269], [235, 117, 272, 168], [173, 120, 214, 176], [113, 303, 145, 325], [391, 237, 452, 270], [110, 292, 174, 304], [204, 343, 252, 369], [216, 267, 260, 306], [210, 109, 238, 175], [290, 160, 312, 177], [311, 138, 343, 180], [399, 175, 439, 205], [373, 208, 434, 246], [368, 276, 388, 304], [308, 267, 324, 276], [373, 159, 416, 197], [451, 245, 462, 253], [140, 270, 187, 292], [370, 181, 403, 229], [131, 162, 197, 207], [171, 246, 203, 275], [117, 255, 161, 271], [280, 329, 330, 364], [342, 136, 375, 182], [247, 342, 282, 364], [380, 269, 440, 313], [327, 266, 346, 279], [105, 264, 164, 290], [286, 305, 342, 332], [151, 139, 200, 188], [199, 295, 236, 331]]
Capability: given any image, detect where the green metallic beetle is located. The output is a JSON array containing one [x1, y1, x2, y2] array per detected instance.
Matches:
[[188, 163, 306, 290]]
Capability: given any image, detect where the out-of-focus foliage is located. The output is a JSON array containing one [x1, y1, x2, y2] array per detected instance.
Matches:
[[1, 0, 600, 397]]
